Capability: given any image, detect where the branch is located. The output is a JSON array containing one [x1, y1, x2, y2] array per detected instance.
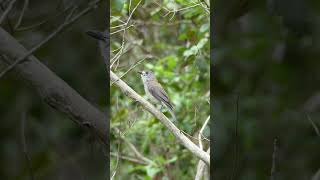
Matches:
[[110, 71, 210, 165], [14, 0, 29, 29], [312, 168, 320, 180], [0, 27, 108, 147], [0, 0, 16, 25], [195, 148, 210, 180], [21, 110, 35, 180], [199, 115, 210, 150], [270, 138, 278, 180], [113, 127, 155, 165], [110, 152, 147, 165], [0, 0, 103, 79], [306, 113, 320, 138]]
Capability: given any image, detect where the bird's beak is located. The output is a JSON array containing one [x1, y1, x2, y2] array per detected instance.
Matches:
[[138, 71, 143, 75]]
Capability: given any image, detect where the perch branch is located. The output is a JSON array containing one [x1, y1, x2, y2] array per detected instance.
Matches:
[[110, 71, 210, 165]]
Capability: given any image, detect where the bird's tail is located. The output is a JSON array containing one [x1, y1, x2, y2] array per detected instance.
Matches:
[[162, 102, 176, 122]]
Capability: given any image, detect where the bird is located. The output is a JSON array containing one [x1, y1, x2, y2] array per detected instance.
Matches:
[[138, 70, 176, 121]]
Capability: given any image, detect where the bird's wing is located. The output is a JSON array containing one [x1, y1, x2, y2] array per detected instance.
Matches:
[[148, 82, 174, 110]]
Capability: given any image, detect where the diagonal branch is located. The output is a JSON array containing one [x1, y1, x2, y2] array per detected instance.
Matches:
[[110, 71, 210, 165], [0, 27, 108, 147], [0, 0, 103, 79], [199, 115, 210, 150]]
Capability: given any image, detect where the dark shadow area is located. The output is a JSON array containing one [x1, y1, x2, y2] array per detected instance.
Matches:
[[0, 0, 109, 179], [212, 0, 320, 179]]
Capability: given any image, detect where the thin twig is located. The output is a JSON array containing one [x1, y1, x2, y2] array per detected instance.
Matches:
[[21, 111, 35, 180], [231, 94, 240, 180], [110, 57, 147, 85], [199, 116, 210, 150], [110, 152, 147, 165], [270, 138, 278, 180], [110, 0, 142, 69], [0, 0, 102, 79], [15, 4, 75, 31], [113, 127, 155, 165], [14, 0, 29, 29], [110, 130, 122, 180], [0, 0, 16, 25], [306, 113, 320, 138]]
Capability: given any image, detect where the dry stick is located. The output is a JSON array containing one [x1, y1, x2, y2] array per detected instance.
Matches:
[[0, 0, 16, 25], [306, 113, 320, 138], [21, 111, 35, 180], [110, 152, 147, 165], [231, 94, 240, 180], [0, 0, 102, 79], [110, 57, 147, 86], [270, 138, 278, 180], [14, 0, 29, 29], [111, 132, 122, 180], [110, 71, 210, 165], [15, 4, 74, 31], [110, 0, 142, 69], [113, 127, 155, 165], [199, 115, 210, 150]]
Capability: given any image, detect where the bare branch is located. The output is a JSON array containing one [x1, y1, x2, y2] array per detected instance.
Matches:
[[110, 0, 142, 69], [195, 148, 210, 180], [306, 113, 320, 138], [110, 71, 210, 165], [270, 138, 278, 180], [0, 27, 108, 147], [110, 152, 147, 165], [199, 115, 210, 150], [0, 0, 16, 25], [0, 0, 103, 79], [21, 110, 35, 180], [112, 127, 155, 165], [14, 0, 29, 29]]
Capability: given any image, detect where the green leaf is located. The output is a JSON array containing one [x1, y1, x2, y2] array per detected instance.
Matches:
[[145, 165, 161, 177], [166, 156, 178, 164], [111, 0, 126, 15], [183, 46, 198, 57], [197, 38, 208, 49], [200, 23, 210, 33]]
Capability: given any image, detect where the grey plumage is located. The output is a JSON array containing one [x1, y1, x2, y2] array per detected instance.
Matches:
[[139, 71, 176, 121]]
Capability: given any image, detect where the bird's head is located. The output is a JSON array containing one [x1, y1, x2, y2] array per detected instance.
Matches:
[[138, 70, 156, 81]]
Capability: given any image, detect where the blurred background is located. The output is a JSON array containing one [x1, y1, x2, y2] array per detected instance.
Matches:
[[0, 0, 107, 179], [213, 0, 320, 179], [110, 0, 210, 179]]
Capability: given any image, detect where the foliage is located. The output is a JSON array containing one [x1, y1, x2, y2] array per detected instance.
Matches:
[[110, 0, 210, 179]]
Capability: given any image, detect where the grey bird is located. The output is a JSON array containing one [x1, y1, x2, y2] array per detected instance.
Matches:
[[138, 70, 176, 121]]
